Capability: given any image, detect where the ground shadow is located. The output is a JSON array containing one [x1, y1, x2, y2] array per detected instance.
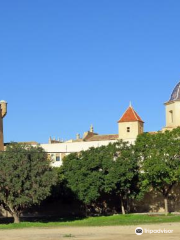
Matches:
[[0, 215, 86, 224]]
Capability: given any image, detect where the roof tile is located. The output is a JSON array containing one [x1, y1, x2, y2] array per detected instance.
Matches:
[[118, 106, 144, 123], [87, 134, 119, 141]]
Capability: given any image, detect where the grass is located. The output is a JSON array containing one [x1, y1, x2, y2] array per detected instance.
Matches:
[[0, 214, 180, 229], [63, 234, 75, 238]]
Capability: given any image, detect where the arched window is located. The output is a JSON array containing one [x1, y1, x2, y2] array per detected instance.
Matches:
[[169, 110, 173, 123]]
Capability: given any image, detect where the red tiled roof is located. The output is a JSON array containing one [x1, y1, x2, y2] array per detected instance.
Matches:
[[118, 106, 144, 123]]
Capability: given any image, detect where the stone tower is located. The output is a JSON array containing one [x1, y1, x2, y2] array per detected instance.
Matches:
[[118, 104, 144, 142], [163, 82, 180, 131], [0, 100, 7, 151]]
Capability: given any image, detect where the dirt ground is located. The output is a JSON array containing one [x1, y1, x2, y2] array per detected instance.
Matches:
[[0, 223, 179, 240]]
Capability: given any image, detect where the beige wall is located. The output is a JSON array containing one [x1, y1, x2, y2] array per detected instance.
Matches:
[[0, 112, 3, 151], [118, 121, 143, 141], [1, 187, 180, 217], [133, 185, 180, 213], [0, 101, 7, 151], [165, 101, 180, 128]]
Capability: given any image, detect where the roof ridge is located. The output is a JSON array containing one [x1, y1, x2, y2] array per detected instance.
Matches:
[[118, 106, 144, 123], [131, 106, 139, 121], [119, 107, 129, 121], [94, 134, 118, 136]]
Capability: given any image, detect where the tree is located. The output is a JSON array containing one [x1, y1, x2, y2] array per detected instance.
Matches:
[[61, 141, 139, 215], [61, 144, 116, 213], [0, 143, 57, 223], [104, 141, 139, 214], [135, 128, 180, 215]]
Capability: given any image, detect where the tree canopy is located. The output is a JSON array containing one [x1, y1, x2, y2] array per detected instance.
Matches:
[[135, 127, 180, 214], [0, 143, 57, 223], [61, 145, 114, 205], [61, 141, 139, 214], [105, 141, 139, 214], [2, 128, 180, 221]]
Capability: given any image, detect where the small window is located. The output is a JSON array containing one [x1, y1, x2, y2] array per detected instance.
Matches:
[[56, 154, 60, 161], [127, 127, 130, 132], [169, 110, 173, 123]]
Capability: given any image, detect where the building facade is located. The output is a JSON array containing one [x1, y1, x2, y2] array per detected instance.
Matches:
[[40, 103, 144, 167]]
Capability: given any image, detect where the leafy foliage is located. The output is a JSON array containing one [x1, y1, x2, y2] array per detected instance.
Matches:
[[135, 127, 180, 213], [0, 143, 57, 222], [61, 141, 139, 214], [61, 145, 114, 205], [104, 141, 139, 213]]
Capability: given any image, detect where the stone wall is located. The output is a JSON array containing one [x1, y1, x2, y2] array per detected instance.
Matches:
[[1, 186, 180, 218]]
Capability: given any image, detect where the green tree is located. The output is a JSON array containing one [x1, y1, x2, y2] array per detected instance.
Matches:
[[0, 143, 57, 223], [61, 141, 139, 215], [104, 141, 139, 214], [135, 128, 180, 215], [61, 144, 116, 212]]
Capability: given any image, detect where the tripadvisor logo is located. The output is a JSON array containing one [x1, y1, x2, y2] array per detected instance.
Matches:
[[135, 227, 143, 235], [135, 227, 173, 235]]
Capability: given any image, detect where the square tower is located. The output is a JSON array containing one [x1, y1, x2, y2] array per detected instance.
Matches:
[[118, 104, 144, 142]]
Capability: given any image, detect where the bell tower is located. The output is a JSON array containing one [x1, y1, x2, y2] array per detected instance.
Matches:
[[0, 100, 7, 151], [118, 103, 144, 142], [163, 82, 180, 130]]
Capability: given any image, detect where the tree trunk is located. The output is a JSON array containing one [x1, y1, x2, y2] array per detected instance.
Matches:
[[84, 204, 88, 217], [13, 213, 20, 223], [126, 197, 131, 213], [164, 197, 168, 216], [120, 197, 126, 215]]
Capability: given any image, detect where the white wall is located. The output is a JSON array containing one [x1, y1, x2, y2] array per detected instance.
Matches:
[[41, 138, 137, 167], [41, 140, 117, 167]]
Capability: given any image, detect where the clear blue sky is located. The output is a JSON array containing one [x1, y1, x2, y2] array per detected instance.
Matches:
[[0, 0, 180, 143]]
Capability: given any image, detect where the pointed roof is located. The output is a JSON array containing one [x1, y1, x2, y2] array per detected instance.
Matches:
[[169, 82, 180, 101], [118, 105, 144, 123]]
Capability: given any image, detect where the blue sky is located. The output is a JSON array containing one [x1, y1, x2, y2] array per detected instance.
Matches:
[[0, 0, 180, 143]]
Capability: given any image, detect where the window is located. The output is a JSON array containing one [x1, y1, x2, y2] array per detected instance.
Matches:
[[169, 110, 173, 123], [56, 154, 60, 161], [127, 127, 130, 132]]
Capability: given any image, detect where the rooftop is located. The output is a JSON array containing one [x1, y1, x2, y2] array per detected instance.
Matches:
[[87, 134, 119, 141], [169, 82, 180, 101], [118, 105, 144, 123]]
